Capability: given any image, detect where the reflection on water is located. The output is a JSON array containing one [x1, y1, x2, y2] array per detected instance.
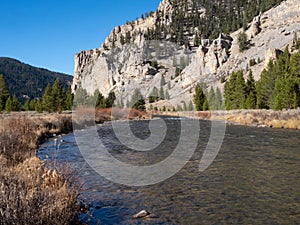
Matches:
[[38, 118, 300, 225]]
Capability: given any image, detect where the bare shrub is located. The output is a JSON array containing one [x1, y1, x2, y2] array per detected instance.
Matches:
[[0, 114, 82, 224], [197, 111, 212, 119], [0, 116, 37, 165], [0, 157, 80, 225]]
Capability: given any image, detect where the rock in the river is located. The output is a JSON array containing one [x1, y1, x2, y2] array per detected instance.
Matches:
[[133, 210, 150, 218]]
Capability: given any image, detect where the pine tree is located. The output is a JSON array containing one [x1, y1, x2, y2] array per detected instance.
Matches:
[[0, 74, 10, 111], [4, 95, 21, 112], [274, 77, 299, 110], [30, 99, 37, 111], [11, 95, 22, 111], [120, 34, 125, 45], [180, 101, 186, 111], [94, 89, 106, 108], [73, 86, 89, 107], [165, 89, 170, 100], [105, 91, 116, 108], [224, 70, 246, 109], [130, 89, 145, 111], [159, 86, 165, 100], [149, 86, 159, 103], [245, 70, 257, 109], [194, 84, 207, 111], [203, 99, 209, 111], [4, 96, 12, 112], [42, 83, 53, 112], [208, 87, 216, 109], [215, 87, 223, 110], [65, 85, 73, 110], [24, 99, 31, 111], [238, 31, 249, 52], [125, 31, 131, 44], [35, 99, 43, 113], [188, 100, 194, 111], [160, 75, 166, 86], [51, 78, 66, 113]]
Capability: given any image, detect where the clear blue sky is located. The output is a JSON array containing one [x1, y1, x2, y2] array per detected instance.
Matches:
[[0, 0, 161, 75]]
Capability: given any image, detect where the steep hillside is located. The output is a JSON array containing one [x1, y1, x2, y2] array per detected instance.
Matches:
[[72, 0, 300, 109], [0, 57, 72, 102]]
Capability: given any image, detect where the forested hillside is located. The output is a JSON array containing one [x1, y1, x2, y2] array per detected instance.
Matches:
[[0, 57, 72, 102], [144, 0, 284, 46]]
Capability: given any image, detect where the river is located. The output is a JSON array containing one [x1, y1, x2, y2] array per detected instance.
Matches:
[[38, 117, 300, 225]]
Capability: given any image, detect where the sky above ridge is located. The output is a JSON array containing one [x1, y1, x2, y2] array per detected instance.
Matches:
[[0, 0, 161, 75]]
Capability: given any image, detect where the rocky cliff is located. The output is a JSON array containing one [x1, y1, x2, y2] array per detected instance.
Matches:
[[72, 0, 300, 109]]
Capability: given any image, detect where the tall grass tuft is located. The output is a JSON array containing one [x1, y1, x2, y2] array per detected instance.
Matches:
[[0, 115, 81, 225], [0, 116, 38, 165], [0, 157, 80, 225]]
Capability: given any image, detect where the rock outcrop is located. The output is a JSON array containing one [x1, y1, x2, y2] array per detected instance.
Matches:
[[72, 0, 300, 109]]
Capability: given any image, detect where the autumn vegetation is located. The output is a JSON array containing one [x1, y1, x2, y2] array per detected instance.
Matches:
[[0, 114, 80, 225]]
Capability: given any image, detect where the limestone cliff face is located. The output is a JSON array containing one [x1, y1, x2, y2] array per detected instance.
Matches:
[[72, 0, 300, 108]]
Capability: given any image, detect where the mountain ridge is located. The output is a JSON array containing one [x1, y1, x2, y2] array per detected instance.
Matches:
[[0, 57, 72, 102]]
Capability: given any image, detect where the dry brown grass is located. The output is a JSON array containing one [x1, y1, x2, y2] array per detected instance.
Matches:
[[73, 107, 150, 125], [0, 116, 38, 165], [154, 109, 300, 129], [0, 114, 81, 225], [0, 157, 80, 225], [213, 109, 300, 129], [197, 111, 212, 119]]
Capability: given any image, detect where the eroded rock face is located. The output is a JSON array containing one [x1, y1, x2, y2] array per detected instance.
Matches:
[[180, 33, 232, 89], [72, 0, 300, 108], [264, 48, 283, 68], [249, 14, 262, 37]]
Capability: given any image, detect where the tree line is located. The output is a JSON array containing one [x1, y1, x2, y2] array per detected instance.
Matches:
[[224, 48, 300, 110], [0, 76, 73, 113], [194, 84, 223, 111]]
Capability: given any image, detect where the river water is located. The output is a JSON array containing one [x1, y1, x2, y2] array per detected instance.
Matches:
[[38, 117, 300, 225]]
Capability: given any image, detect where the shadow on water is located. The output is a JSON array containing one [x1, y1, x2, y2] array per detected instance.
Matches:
[[38, 117, 300, 225]]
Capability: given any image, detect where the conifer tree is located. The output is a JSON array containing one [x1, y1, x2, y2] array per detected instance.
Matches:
[[51, 78, 66, 113], [30, 99, 37, 111], [208, 87, 216, 109], [42, 83, 53, 112], [149, 86, 159, 103], [24, 99, 31, 111], [4, 96, 12, 112], [11, 95, 22, 111], [94, 89, 106, 108], [35, 99, 43, 113], [160, 75, 166, 86], [73, 86, 89, 107], [105, 91, 116, 108], [238, 31, 249, 52], [188, 100, 194, 111], [194, 84, 207, 111], [65, 85, 74, 110], [130, 89, 145, 111], [159, 86, 165, 100], [5, 95, 21, 112], [165, 89, 170, 100], [215, 87, 223, 110], [224, 70, 246, 109], [0, 74, 10, 111], [245, 70, 257, 109]]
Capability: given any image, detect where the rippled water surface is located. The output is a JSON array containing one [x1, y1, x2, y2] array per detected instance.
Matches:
[[38, 117, 300, 225]]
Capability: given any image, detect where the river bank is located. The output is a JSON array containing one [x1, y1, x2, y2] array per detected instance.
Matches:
[[0, 108, 153, 224], [154, 109, 300, 129], [0, 112, 81, 225]]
